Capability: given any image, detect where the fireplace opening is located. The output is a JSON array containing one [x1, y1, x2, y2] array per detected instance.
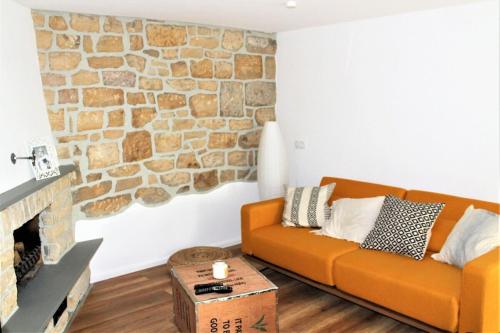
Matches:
[[13, 214, 43, 285]]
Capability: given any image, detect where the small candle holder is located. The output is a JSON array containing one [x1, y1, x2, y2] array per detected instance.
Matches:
[[212, 260, 229, 279]]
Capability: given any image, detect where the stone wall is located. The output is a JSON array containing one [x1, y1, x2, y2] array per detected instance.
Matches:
[[32, 11, 277, 219]]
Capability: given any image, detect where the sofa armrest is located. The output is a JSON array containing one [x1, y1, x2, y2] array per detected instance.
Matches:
[[241, 198, 285, 255], [459, 247, 499, 333]]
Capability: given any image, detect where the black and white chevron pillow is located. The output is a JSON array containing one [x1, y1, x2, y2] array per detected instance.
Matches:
[[282, 184, 335, 228], [361, 196, 445, 260]]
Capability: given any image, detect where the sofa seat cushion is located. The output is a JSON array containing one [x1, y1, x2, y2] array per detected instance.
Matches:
[[334, 249, 461, 332], [251, 224, 359, 286]]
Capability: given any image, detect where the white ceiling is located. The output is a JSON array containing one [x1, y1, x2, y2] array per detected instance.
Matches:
[[16, 0, 486, 32]]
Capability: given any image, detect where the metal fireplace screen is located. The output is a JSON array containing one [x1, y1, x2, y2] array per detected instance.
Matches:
[[13, 215, 42, 285]]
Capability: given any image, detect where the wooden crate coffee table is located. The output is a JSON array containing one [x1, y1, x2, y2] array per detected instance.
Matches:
[[171, 256, 278, 333]]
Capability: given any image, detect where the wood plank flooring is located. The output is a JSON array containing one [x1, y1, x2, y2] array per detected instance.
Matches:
[[69, 258, 423, 333]]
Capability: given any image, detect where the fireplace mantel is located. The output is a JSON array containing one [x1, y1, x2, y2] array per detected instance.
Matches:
[[0, 165, 75, 211]]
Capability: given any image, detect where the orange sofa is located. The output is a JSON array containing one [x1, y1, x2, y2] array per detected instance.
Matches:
[[241, 177, 499, 333]]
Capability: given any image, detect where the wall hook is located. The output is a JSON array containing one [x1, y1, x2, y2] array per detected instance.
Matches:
[[11, 151, 36, 166]]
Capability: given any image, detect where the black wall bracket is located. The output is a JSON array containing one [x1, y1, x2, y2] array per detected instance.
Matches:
[[11, 151, 36, 166]]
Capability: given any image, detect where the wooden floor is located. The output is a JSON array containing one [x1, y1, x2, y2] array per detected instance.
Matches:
[[69, 259, 423, 333]]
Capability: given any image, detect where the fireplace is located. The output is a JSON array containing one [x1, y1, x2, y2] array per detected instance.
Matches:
[[13, 214, 43, 286], [1, 165, 100, 333]]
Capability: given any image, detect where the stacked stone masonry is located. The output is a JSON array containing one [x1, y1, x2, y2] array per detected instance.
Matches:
[[32, 11, 277, 218], [43, 267, 90, 333]]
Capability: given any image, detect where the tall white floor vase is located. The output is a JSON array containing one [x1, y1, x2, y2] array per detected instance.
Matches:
[[257, 121, 288, 200]]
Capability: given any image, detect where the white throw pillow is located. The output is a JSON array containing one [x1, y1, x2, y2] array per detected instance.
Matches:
[[431, 205, 500, 268], [319, 196, 385, 243], [282, 184, 335, 228]]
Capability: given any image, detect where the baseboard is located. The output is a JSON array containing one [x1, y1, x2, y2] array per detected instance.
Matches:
[[207, 237, 241, 249], [90, 237, 242, 282], [91, 257, 167, 282]]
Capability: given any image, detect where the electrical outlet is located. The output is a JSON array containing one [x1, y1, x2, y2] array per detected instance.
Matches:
[[294, 140, 306, 150]]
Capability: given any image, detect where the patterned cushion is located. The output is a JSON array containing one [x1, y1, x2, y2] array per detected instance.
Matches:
[[282, 184, 335, 228], [361, 196, 445, 260]]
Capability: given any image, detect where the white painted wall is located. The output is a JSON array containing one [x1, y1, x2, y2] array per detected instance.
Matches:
[[0, 0, 53, 195], [76, 182, 259, 282], [276, 1, 499, 202]]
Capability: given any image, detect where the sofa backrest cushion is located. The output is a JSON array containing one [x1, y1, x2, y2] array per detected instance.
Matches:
[[405, 190, 500, 253], [320, 177, 406, 206]]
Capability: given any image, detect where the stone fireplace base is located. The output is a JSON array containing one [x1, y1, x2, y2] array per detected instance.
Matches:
[[45, 267, 91, 333], [0, 165, 100, 332], [4, 240, 100, 333]]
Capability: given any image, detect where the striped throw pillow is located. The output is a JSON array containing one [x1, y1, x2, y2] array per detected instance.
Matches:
[[282, 184, 335, 227]]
